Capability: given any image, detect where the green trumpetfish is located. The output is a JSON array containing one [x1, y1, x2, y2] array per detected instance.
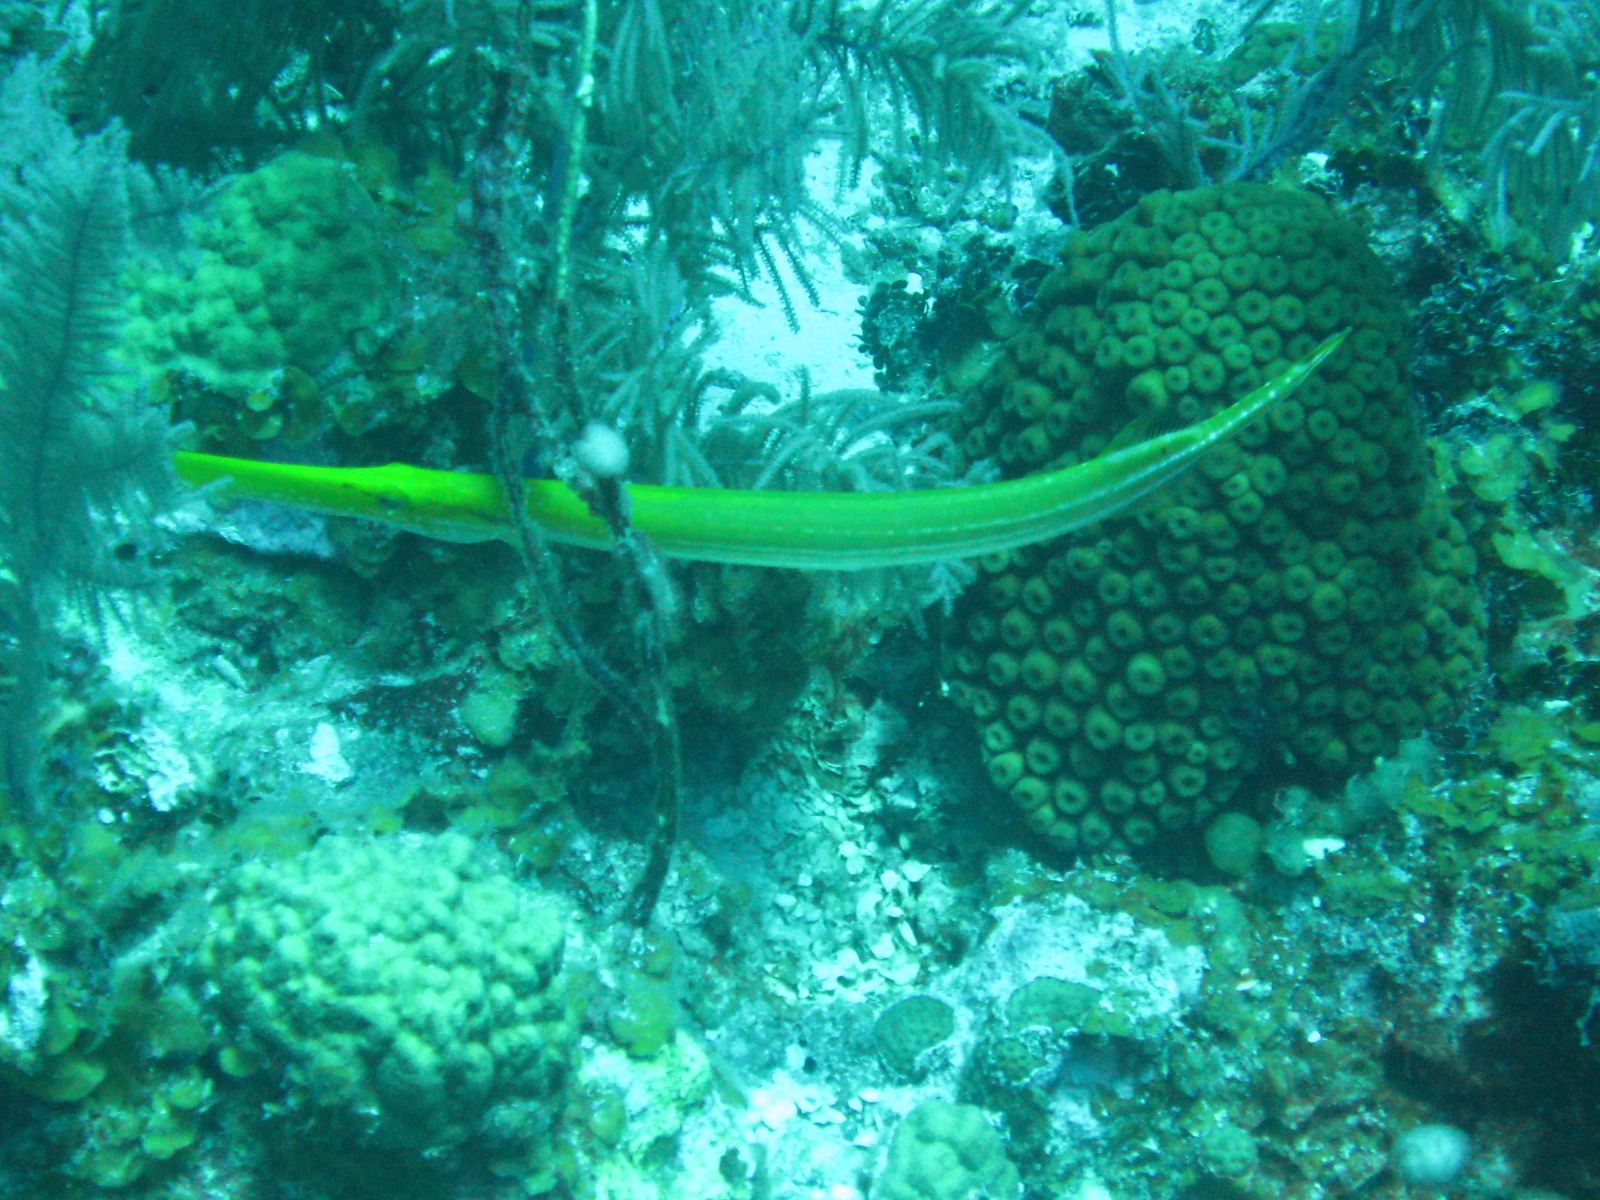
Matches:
[[173, 331, 1346, 570]]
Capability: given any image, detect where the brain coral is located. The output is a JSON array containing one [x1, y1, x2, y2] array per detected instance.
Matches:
[[199, 831, 577, 1153], [943, 184, 1485, 854]]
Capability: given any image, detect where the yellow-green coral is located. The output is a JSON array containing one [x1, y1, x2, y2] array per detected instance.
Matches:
[[200, 831, 577, 1153], [122, 145, 470, 451], [125, 152, 395, 398]]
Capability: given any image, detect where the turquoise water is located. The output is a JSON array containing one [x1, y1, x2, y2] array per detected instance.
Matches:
[[1, 0, 1599, 1196]]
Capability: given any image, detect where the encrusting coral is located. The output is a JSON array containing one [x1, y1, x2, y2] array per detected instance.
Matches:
[[943, 184, 1486, 853]]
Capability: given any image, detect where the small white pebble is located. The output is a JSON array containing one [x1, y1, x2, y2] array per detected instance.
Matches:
[[813, 949, 861, 986], [303, 722, 352, 784], [757, 1093, 797, 1130], [885, 959, 920, 985], [901, 860, 932, 883]]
